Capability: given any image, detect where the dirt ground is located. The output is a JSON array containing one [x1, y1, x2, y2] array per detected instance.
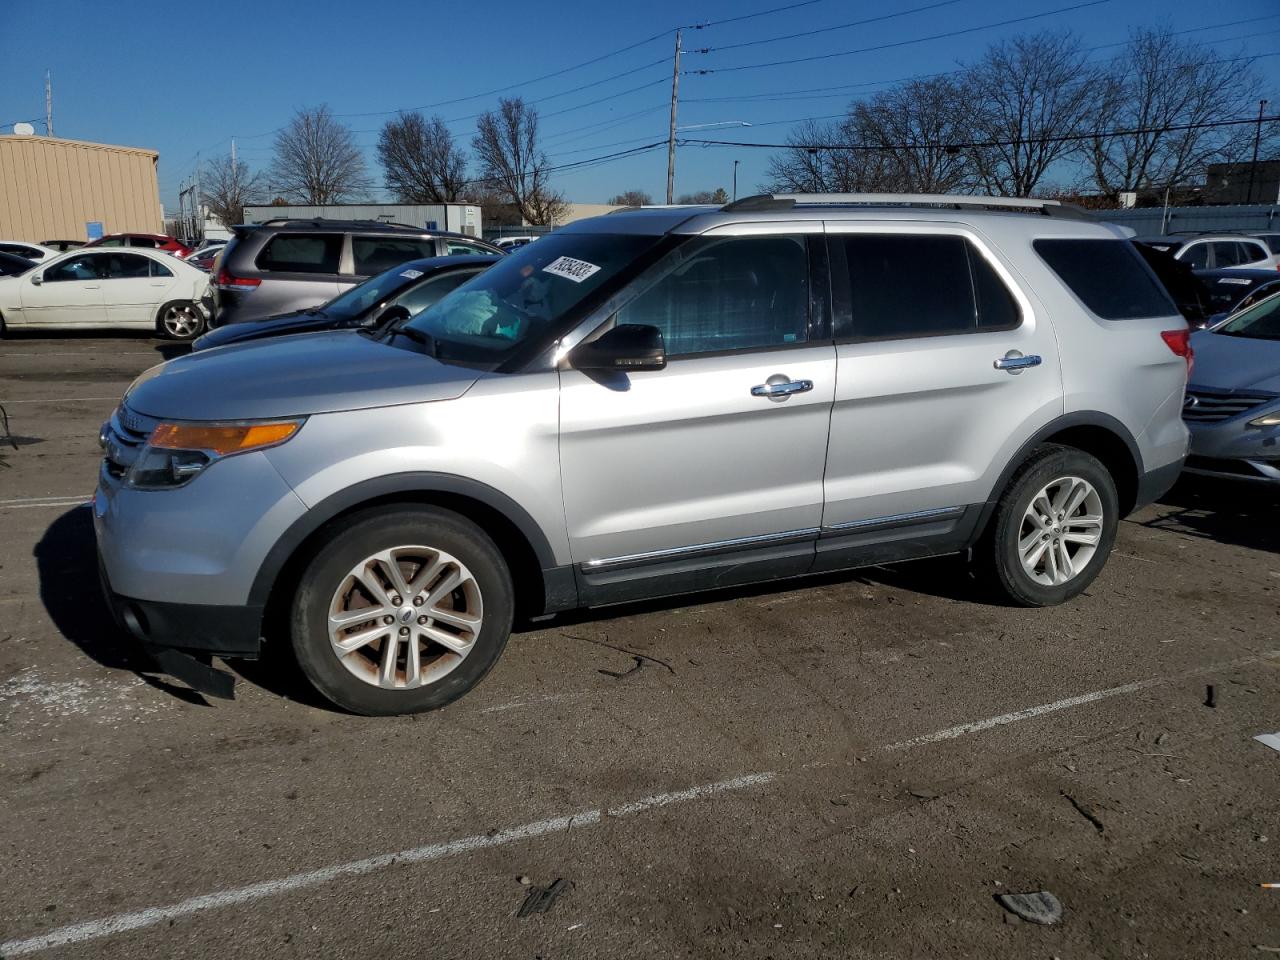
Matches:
[[1, 331, 1277, 959]]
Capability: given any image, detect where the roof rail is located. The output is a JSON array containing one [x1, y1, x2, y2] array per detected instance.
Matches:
[[253, 217, 427, 230], [721, 192, 1093, 220]]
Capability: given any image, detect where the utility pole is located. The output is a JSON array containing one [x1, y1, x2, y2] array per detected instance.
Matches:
[[733, 160, 740, 201], [1246, 99, 1268, 205], [44, 70, 53, 136], [231, 138, 236, 167], [193, 154, 202, 242], [665, 29, 682, 204]]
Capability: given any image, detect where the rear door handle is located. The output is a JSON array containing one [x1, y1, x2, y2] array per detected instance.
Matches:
[[994, 353, 1041, 372], [751, 379, 813, 397]]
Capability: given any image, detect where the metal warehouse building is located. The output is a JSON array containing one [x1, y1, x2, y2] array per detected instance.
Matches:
[[242, 203, 483, 237], [0, 135, 163, 242]]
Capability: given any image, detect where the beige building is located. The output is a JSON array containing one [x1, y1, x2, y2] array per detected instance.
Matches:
[[0, 135, 163, 242]]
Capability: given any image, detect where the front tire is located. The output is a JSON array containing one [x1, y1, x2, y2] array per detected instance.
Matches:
[[979, 444, 1119, 607], [156, 300, 206, 341], [289, 506, 514, 715]]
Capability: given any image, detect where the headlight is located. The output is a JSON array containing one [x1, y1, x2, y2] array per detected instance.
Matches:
[[128, 419, 304, 488], [1247, 411, 1280, 428]]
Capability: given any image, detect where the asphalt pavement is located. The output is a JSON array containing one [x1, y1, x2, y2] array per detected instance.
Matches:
[[1, 332, 1278, 959]]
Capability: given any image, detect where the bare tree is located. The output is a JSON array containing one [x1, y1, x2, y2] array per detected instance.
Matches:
[[472, 98, 567, 225], [609, 189, 654, 206], [676, 188, 730, 204], [764, 119, 894, 193], [962, 32, 1100, 197], [851, 76, 977, 193], [1090, 29, 1275, 201], [200, 155, 265, 229], [377, 112, 468, 202], [270, 105, 372, 204]]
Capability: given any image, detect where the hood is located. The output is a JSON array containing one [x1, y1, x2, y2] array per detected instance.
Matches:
[[1190, 329, 1280, 393], [192, 310, 341, 352], [126, 329, 480, 420]]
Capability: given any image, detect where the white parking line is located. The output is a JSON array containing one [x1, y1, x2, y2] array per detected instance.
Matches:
[[0, 396, 119, 404], [0, 772, 774, 957], [5, 650, 1276, 956], [0, 496, 90, 510]]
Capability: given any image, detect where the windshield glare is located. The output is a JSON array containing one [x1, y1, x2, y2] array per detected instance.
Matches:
[[324, 263, 426, 321], [403, 233, 655, 364], [1218, 290, 1280, 340]]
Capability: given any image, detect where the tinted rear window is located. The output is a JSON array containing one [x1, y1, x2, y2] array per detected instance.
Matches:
[[256, 234, 342, 274], [1034, 239, 1176, 320]]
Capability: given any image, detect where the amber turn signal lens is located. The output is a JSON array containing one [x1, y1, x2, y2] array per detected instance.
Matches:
[[149, 421, 300, 455]]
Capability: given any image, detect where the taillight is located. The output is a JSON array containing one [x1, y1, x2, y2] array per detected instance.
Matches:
[[1161, 328, 1193, 378], [216, 267, 260, 291]]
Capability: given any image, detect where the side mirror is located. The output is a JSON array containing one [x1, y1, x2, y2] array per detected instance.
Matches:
[[30, 273, 43, 285], [371, 304, 410, 329], [569, 323, 666, 372]]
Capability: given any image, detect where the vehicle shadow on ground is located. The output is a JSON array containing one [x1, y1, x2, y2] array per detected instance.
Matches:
[[33, 506, 210, 705], [1136, 475, 1279, 553], [1, 328, 189, 360]]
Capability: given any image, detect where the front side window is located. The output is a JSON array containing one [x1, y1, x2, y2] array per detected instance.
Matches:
[[402, 231, 659, 366], [44, 254, 103, 282], [616, 235, 809, 356], [833, 234, 1019, 339], [1181, 243, 1209, 268], [1035, 239, 1177, 320], [351, 236, 438, 274], [256, 234, 342, 274], [445, 239, 501, 257]]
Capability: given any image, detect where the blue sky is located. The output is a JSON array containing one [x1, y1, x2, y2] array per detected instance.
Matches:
[[1, 0, 1277, 214]]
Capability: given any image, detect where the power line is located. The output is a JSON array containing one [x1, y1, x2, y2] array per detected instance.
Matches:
[[696, 0, 969, 54], [679, 113, 1280, 152], [690, 0, 1112, 75], [684, 0, 833, 29]]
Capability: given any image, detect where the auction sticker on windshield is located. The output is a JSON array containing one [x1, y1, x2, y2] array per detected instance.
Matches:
[[400, 269, 424, 279], [543, 256, 601, 283]]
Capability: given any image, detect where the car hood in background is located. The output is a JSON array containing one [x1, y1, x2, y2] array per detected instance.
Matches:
[[1190, 329, 1280, 393], [125, 330, 480, 420], [192, 311, 343, 352]]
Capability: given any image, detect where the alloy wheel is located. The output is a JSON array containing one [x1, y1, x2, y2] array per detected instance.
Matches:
[[1017, 476, 1104, 586], [162, 304, 200, 338], [327, 545, 484, 690]]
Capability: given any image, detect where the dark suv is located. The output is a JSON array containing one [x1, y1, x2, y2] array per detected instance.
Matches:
[[212, 219, 503, 326]]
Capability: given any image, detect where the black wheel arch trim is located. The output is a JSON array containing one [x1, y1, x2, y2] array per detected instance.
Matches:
[[974, 411, 1145, 537], [247, 472, 563, 609]]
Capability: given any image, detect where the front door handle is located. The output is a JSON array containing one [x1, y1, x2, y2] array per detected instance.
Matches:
[[751, 378, 813, 398], [994, 352, 1041, 372]]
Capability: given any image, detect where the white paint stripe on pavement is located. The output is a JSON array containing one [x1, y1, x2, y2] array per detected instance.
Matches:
[[0, 772, 775, 957], [885, 649, 1279, 751], [0, 496, 90, 510], [0, 396, 118, 404], [5, 651, 1277, 956]]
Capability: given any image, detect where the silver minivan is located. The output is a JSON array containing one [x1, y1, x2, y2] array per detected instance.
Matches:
[[96, 194, 1191, 715]]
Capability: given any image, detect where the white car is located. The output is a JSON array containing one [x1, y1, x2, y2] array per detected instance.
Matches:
[[493, 236, 538, 250], [1138, 234, 1279, 271], [0, 240, 59, 263], [0, 246, 212, 340]]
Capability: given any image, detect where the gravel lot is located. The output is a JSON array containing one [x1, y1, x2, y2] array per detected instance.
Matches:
[[1, 332, 1278, 959]]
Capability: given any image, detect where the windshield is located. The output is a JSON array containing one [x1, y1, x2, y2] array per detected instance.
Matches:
[[1217, 289, 1280, 340], [402, 232, 658, 365], [322, 262, 430, 322]]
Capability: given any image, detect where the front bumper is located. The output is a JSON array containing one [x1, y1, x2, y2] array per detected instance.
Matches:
[[1184, 394, 1280, 484]]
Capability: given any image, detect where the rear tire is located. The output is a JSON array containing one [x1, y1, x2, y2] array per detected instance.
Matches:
[[978, 444, 1119, 606], [290, 506, 514, 715], [156, 300, 205, 341]]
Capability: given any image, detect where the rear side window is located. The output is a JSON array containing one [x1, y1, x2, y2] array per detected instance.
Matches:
[[130, 236, 159, 249], [256, 234, 342, 274], [149, 258, 173, 278], [445, 239, 501, 257], [1181, 243, 1209, 268], [1035, 239, 1176, 320], [352, 236, 438, 274], [1237, 241, 1267, 264], [833, 234, 1020, 340]]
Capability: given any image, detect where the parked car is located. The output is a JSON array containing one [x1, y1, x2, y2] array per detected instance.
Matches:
[[193, 255, 495, 351], [0, 252, 36, 277], [1191, 268, 1280, 324], [1183, 289, 1280, 484], [1135, 233, 1278, 271], [95, 193, 1190, 714], [493, 236, 538, 250], [0, 247, 212, 340], [186, 241, 227, 273], [0, 240, 58, 263], [213, 219, 503, 326], [41, 239, 85, 252], [84, 233, 194, 259], [1132, 241, 1213, 327]]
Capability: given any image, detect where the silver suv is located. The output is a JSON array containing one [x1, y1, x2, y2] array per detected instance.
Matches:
[[213, 218, 503, 326], [96, 194, 1192, 715]]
